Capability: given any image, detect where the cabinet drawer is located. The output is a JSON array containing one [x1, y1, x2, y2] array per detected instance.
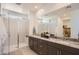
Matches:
[[47, 41, 63, 49], [47, 46, 60, 55], [60, 50, 77, 55]]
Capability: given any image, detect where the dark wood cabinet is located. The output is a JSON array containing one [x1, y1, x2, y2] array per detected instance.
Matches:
[[29, 37, 34, 50], [60, 45, 79, 55], [47, 45, 60, 55], [33, 38, 38, 53], [60, 50, 74, 55], [29, 36, 79, 55], [38, 39, 48, 55], [29, 37, 48, 55]]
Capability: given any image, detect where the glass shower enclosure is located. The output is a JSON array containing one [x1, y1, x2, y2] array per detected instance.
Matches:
[[0, 7, 29, 55]]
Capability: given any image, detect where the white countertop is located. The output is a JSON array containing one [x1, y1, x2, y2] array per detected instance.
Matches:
[[27, 35, 79, 49]]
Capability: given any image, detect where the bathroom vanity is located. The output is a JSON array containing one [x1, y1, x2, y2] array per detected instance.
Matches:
[[26, 35, 79, 55]]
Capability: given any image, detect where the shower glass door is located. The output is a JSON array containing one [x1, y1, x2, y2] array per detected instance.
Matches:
[[1, 9, 29, 54]]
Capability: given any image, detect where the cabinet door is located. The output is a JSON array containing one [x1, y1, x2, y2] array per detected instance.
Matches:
[[38, 39, 48, 55], [39, 44, 48, 55], [33, 38, 38, 53], [29, 37, 34, 50], [42, 42, 48, 55], [47, 46, 60, 55]]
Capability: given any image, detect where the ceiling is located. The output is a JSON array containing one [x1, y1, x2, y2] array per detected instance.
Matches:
[[2, 3, 71, 17], [21, 3, 70, 17], [45, 3, 79, 17], [21, 3, 57, 13]]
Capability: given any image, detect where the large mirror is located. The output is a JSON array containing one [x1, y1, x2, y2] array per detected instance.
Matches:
[[37, 3, 79, 39]]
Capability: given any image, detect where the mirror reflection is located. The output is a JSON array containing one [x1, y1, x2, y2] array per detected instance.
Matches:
[[36, 3, 79, 40]]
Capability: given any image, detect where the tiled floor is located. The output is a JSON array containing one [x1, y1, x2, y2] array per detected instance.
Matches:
[[10, 46, 37, 55]]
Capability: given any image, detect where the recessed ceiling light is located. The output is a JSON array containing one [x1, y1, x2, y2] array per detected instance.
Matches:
[[34, 6, 38, 9], [40, 9, 44, 12]]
